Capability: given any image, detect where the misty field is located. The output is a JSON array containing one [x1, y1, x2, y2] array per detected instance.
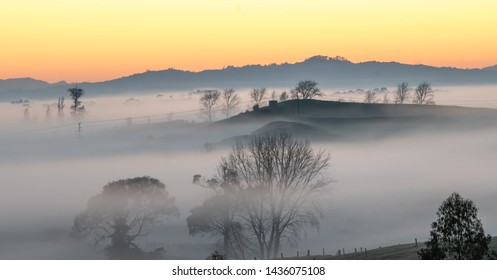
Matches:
[[1, 86, 497, 259]]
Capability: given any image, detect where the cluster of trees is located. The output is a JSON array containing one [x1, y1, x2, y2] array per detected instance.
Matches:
[[187, 133, 331, 259], [197, 89, 241, 122], [69, 133, 330, 260], [24, 86, 86, 122], [68, 139, 495, 261], [197, 80, 324, 121], [363, 82, 435, 105], [197, 80, 437, 122], [394, 82, 434, 105]]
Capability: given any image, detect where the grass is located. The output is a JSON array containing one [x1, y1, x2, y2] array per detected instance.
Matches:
[[283, 237, 497, 260]]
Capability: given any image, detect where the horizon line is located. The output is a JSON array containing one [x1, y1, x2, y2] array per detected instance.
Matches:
[[2, 55, 496, 84]]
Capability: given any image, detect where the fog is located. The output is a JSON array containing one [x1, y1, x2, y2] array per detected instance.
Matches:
[[290, 130, 497, 256], [1, 85, 497, 259], [329, 85, 497, 109]]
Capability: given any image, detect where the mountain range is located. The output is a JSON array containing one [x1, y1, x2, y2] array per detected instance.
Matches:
[[1, 56, 497, 101]]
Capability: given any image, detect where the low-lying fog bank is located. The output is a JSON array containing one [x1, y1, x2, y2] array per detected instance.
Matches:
[[1, 86, 497, 259]]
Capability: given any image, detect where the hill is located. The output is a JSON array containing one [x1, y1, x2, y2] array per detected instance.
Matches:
[[0, 78, 59, 94], [251, 121, 332, 139], [218, 99, 497, 126], [208, 99, 497, 145], [2, 55, 497, 101]]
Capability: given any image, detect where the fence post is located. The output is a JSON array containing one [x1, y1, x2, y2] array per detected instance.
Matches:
[[415, 238, 418, 247], [322, 248, 325, 256], [297, 251, 299, 257], [281, 253, 283, 259], [307, 250, 310, 257], [355, 248, 357, 253]]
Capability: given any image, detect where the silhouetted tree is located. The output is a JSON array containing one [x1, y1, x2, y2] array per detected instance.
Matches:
[[70, 176, 179, 259], [220, 88, 240, 119], [279, 91, 288, 101], [363, 89, 378, 103], [395, 82, 410, 104], [291, 80, 322, 100], [68, 87, 85, 115], [188, 170, 248, 260], [413, 82, 434, 105], [418, 192, 491, 260], [250, 88, 266, 107], [199, 90, 220, 122], [220, 133, 331, 259]]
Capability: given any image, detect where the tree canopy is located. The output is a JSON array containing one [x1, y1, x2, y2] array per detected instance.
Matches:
[[68, 86, 85, 114], [418, 192, 492, 260], [291, 80, 323, 100], [199, 90, 220, 122], [188, 133, 331, 259], [413, 82, 434, 105], [70, 176, 179, 259]]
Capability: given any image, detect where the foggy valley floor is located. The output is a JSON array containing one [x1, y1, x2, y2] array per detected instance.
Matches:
[[1, 96, 497, 259]]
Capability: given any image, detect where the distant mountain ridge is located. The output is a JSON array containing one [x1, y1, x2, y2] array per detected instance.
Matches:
[[2, 56, 497, 101], [483, 65, 497, 71], [0, 78, 55, 93]]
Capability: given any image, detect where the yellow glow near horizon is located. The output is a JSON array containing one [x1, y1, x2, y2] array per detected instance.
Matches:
[[1, 0, 497, 82]]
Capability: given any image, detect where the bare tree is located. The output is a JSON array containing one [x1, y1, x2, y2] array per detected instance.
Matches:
[[199, 90, 221, 122], [220, 88, 240, 119], [395, 82, 410, 104], [68, 87, 85, 115], [363, 89, 378, 103], [279, 91, 288, 102], [413, 82, 435, 105], [271, 91, 277, 101], [217, 133, 331, 259], [291, 80, 323, 100], [57, 97, 65, 119], [70, 176, 179, 259], [249, 88, 267, 107]]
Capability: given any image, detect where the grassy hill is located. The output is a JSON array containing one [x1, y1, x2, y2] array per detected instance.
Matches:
[[212, 99, 497, 143], [222, 99, 497, 122]]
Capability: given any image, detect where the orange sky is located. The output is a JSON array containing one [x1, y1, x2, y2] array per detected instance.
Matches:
[[1, 0, 497, 83]]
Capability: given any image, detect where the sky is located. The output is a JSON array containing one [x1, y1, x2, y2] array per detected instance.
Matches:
[[1, 0, 497, 83]]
